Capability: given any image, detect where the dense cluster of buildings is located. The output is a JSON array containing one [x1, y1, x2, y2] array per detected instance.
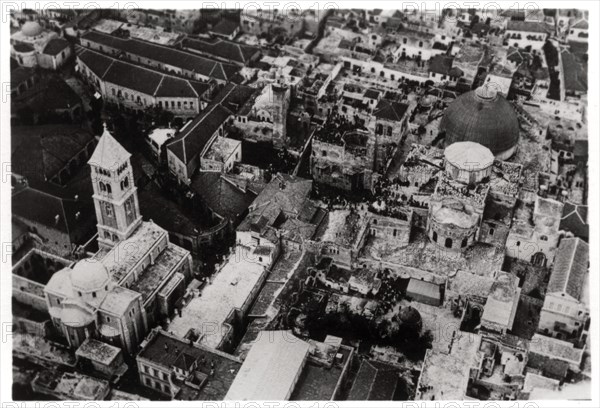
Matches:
[[10, 6, 590, 403]]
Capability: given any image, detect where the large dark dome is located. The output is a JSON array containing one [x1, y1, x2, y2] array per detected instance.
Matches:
[[440, 86, 519, 159]]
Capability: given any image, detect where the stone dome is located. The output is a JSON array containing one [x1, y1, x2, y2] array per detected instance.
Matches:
[[398, 305, 422, 327], [21, 21, 44, 37], [440, 85, 519, 159], [70, 259, 111, 293]]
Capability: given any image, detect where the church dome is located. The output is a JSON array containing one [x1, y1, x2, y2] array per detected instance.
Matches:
[[21, 21, 44, 37], [70, 259, 111, 293], [440, 85, 519, 159]]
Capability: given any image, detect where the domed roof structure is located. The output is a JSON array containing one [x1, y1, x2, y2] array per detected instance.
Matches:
[[21, 21, 44, 37], [70, 259, 111, 293], [444, 141, 494, 171], [440, 85, 519, 159], [398, 306, 422, 328]]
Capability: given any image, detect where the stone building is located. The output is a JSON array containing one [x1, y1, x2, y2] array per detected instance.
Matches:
[[314, 209, 370, 269], [11, 21, 71, 70], [426, 142, 492, 251], [311, 128, 376, 192], [425, 141, 523, 252], [136, 329, 241, 399], [76, 48, 213, 120], [371, 99, 410, 172], [79, 30, 240, 84], [480, 272, 521, 334], [505, 195, 563, 267], [234, 83, 291, 147], [538, 237, 589, 344], [44, 128, 193, 355]]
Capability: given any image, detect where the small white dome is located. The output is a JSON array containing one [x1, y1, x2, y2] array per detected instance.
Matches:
[[444, 141, 494, 172], [70, 259, 111, 293], [21, 21, 43, 37]]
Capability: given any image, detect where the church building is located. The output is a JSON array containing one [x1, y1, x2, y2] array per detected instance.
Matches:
[[44, 128, 193, 355]]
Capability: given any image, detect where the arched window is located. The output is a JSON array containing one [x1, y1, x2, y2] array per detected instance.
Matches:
[[445, 237, 453, 248], [489, 228, 495, 236], [387, 126, 393, 136], [106, 184, 112, 194], [99, 182, 106, 192], [461, 237, 468, 248], [432, 231, 438, 242]]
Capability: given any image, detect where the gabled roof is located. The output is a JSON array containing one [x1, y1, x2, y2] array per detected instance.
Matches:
[[11, 125, 93, 183], [373, 99, 409, 122], [88, 127, 131, 170], [43, 38, 70, 56], [12, 184, 94, 238], [166, 104, 232, 164], [348, 360, 400, 400], [547, 238, 589, 300], [191, 172, 257, 221], [209, 19, 240, 36], [211, 82, 257, 114], [78, 47, 211, 99], [183, 37, 259, 65], [80, 30, 239, 81], [560, 202, 588, 241]]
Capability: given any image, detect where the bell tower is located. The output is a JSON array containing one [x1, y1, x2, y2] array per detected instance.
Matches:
[[88, 126, 142, 249]]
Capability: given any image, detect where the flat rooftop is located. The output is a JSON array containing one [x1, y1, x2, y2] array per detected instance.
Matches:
[[167, 248, 266, 349], [291, 344, 353, 400], [361, 230, 504, 278], [204, 137, 241, 163], [75, 338, 121, 365], [101, 221, 167, 283], [418, 331, 482, 400], [129, 243, 188, 302]]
